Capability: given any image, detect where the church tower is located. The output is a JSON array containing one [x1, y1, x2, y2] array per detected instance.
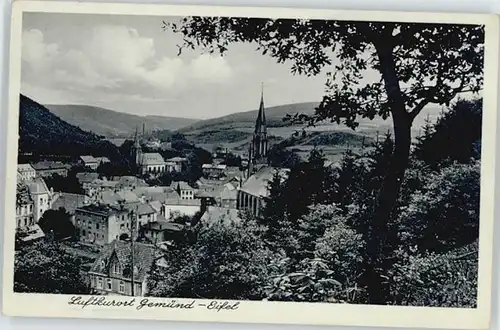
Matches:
[[131, 126, 142, 166], [247, 83, 269, 176]]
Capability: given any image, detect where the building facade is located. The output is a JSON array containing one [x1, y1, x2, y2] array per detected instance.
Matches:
[[79, 155, 99, 170], [17, 164, 36, 181], [88, 240, 157, 296], [31, 161, 70, 177], [27, 177, 54, 222], [16, 183, 34, 230], [75, 204, 133, 246], [171, 181, 195, 200]]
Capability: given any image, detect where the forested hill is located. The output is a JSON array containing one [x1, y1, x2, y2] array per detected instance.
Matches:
[[18, 94, 123, 161], [45, 104, 198, 137]]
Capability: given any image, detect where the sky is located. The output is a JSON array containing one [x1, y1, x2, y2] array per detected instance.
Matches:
[[21, 12, 338, 119]]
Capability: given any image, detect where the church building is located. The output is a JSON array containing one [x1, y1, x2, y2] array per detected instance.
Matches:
[[237, 84, 283, 218], [131, 127, 167, 175]]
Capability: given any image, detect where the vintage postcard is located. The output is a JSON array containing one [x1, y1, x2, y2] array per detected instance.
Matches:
[[2, 1, 499, 329]]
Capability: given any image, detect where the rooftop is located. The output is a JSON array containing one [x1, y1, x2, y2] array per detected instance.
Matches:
[[51, 193, 89, 215], [167, 157, 187, 162], [164, 197, 201, 206], [142, 220, 184, 232], [240, 167, 289, 197], [139, 153, 165, 166], [80, 155, 98, 163], [31, 161, 70, 171], [76, 172, 99, 184], [17, 164, 35, 173], [171, 181, 194, 191], [76, 203, 122, 216], [89, 240, 157, 282], [27, 177, 51, 195], [136, 202, 156, 216]]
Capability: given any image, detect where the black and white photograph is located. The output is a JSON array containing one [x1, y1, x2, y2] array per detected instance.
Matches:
[[2, 1, 499, 329]]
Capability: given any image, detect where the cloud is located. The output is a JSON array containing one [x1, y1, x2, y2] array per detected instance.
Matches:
[[21, 26, 233, 104]]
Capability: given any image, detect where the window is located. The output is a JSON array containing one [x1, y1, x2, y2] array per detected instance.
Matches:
[[96, 223, 100, 230], [106, 279, 112, 291], [97, 277, 103, 289], [119, 281, 125, 293], [113, 262, 119, 274]]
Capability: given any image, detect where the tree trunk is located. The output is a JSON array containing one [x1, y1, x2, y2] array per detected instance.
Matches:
[[364, 35, 413, 304]]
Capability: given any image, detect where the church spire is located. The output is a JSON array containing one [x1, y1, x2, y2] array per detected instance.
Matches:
[[255, 82, 267, 134], [248, 83, 269, 176]]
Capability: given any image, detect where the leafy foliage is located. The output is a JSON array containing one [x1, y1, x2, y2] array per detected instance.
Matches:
[[148, 217, 275, 300], [14, 239, 89, 294], [38, 208, 76, 241], [398, 161, 481, 252], [389, 241, 478, 307]]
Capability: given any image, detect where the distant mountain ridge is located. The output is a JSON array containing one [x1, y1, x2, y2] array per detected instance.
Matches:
[[44, 104, 199, 138], [18, 94, 123, 161], [178, 102, 319, 133]]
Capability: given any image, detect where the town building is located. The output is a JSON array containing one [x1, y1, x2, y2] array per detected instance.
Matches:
[[138, 153, 167, 174], [237, 167, 289, 218], [247, 84, 269, 177], [165, 157, 187, 172], [17, 164, 36, 181], [202, 164, 228, 179], [79, 155, 99, 170], [27, 177, 54, 222], [51, 192, 91, 223], [136, 203, 157, 227], [170, 181, 195, 200], [88, 240, 159, 296], [163, 197, 201, 220], [16, 182, 34, 230], [95, 157, 111, 166], [141, 220, 184, 244], [112, 176, 149, 190], [31, 161, 70, 178], [76, 172, 100, 195], [74, 204, 134, 246]]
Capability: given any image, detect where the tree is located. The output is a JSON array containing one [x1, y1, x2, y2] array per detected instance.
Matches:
[[413, 99, 482, 170], [45, 173, 85, 195], [14, 239, 89, 294], [38, 208, 76, 241], [167, 18, 484, 303], [148, 217, 275, 300], [398, 161, 481, 253]]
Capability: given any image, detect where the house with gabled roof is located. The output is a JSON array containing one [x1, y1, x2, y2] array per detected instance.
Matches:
[[79, 155, 99, 170], [87, 240, 159, 296]]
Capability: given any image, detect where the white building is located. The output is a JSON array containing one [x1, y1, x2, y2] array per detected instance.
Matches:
[[170, 181, 195, 200], [79, 155, 99, 170], [166, 157, 187, 172], [139, 153, 167, 174], [27, 177, 54, 222], [17, 164, 36, 181], [162, 198, 201, 220]]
